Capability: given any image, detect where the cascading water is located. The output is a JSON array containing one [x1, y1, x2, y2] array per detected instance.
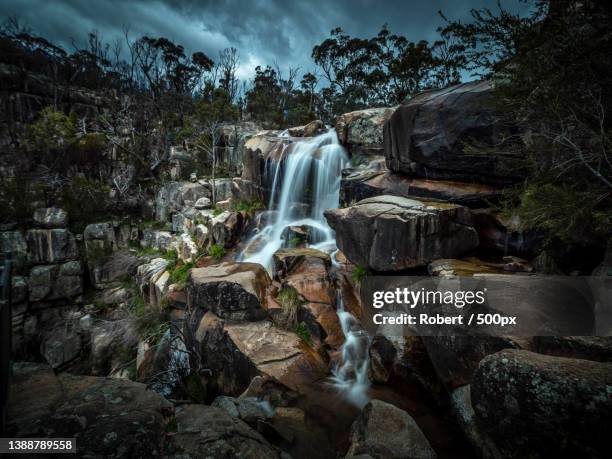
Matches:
[[239, 129, 371, 407]]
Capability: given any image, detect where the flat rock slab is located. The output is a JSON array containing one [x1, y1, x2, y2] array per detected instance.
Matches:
[[325, 195, 479, 271]]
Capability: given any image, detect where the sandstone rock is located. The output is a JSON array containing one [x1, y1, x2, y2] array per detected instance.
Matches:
[[155, 181, 210, 222], [384, 80, 524, 184], [33, 207, 68, 228], [211, 211, 244, 248], [169, 404, 281, 459], [6, 363, 173, 457], [325, 195, 479, 271], [472, 349, 612, 458], [336, 107, 396, 156], [341, 168, 501, 207], [28, 261, 83, 301], [187, 262, 270, 321], [26, 229, 78, 264], [242, 133, 293, 188], [288, 119, 326, 137], [346, 399, 436, 459]]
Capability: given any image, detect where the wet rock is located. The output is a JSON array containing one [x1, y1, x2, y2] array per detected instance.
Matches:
[[187, 262, 271, 321], [336, 107, 396, 157], [6, 363, 173, 457], [341, 168, 501, 208], [325, 195, 479, 271], [288, 119, 326, 137], [472, 349, 612, 458], [242, 133, 293, 188], [346, 399, 436, 459], [384, 80, 524, 184], [28, 261, 83, 301], [26, 228, 78, 264], [368, 335, 398, 383], [33, 207, 68, 228], [211, 211, 244, 248], [169, 404, 281, 458]]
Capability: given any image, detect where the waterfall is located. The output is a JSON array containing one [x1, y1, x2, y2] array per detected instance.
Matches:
[[239, 129, 371, 407]]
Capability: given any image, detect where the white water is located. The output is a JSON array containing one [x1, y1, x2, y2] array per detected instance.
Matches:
[[239, 129, 371, 407]]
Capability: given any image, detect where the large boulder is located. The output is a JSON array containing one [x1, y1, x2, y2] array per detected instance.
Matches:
[[26, 229, 78, 264], [187, 262, 271, 321], [336, 107, 396, 156], [188, 312, 328, 397], [88, 249, 144, 290], [6, 363, 173, 457], [472, 349, 612, 458], [341, 167, 501, 208], [0, 230, 28, 265], [384, 80, 524, 184], [168, 404, 281, 458], [211, 211, 244, 248], [242, 133, 292, 188], [346, 399, 437, 459], [325, 195, 479, 271]]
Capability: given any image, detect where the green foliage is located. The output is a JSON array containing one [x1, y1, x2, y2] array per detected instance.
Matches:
[[136, 246, 164, 257], [294, 323, 313, 347], [23, 107, 77, 154], [276, 286, 302, 330], [0, 178, 46, 223], [168, 261, 194, 288], [60, 175, 112, 225], [351, 265, 368, 283], [212, 207, 224, 216], [507, 184, 612, 245], [288, 237, 305, 248], [208, 244, 226, 261], [231, 199, 265, 215]]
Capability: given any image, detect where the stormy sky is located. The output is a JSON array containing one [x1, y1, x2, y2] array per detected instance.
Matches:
[[0, 0, 529, 81]]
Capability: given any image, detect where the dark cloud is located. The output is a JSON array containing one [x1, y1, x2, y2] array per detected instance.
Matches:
[[0, 0, 530, 81]]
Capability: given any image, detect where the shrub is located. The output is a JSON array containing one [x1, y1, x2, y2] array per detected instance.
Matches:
[[208, 244, 226, 261], [169, 261, 194, 288], [231, 199, 265, 215], [294, 323, 313, 347], [351, 265, 368, 283], [23, 106, 77, 155], [276, 286, 302, 330]]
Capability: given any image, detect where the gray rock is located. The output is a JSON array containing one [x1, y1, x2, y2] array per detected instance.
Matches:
[[169, 404, 281, 458], [211, 211, 244, 248], [141, 229, 175, 253], [346, 399, 436, 459], [187, 262, 270, 321], [0, 230, 28, 264], [155, 181, 210, 222], [6, 363, 173, 457], [28, 261, 83, 302], [384, 80, 525, 184], [88, 249, 144, 290], [472, 349, 612, 458], [336, 107, 396, 156], [194, 196, 211, 209], [325, 195, 479, 271], [26, 229, 78, 264], [33, 207, 68, 228]]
